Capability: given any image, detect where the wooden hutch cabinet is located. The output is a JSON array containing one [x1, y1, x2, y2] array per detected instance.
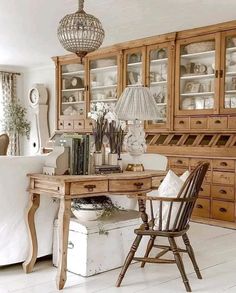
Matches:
[[52, 20, 236, 227]]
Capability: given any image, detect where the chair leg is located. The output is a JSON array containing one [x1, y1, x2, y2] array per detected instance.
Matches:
[[182, 233, 202, 279], [116, 235, 142, 287], [168, 237, 192, 292], [141, 235, 156, 268]]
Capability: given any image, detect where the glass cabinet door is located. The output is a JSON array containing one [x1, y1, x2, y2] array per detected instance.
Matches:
[[221, 32, 236, 113], [60, 63, 86, 119], [124, 47, 146, 87], [176, 35, 219, 115], [146, 44, 171, 129], [89, 55, 120, 110]]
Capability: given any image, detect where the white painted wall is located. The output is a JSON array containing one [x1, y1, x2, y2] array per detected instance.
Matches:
[[22, 65, 55, 155]]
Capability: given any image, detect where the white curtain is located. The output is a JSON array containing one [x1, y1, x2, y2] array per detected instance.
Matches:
[[0, 77, 3, 133]]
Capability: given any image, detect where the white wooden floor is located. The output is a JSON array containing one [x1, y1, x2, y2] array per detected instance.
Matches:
[[1, 222, 236, 293]]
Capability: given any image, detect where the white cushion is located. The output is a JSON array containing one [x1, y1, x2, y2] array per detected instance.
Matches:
[[154, 169, 189, 230]]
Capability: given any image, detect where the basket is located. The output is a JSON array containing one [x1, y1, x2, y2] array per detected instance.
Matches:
[[185, 41, 215, 54]]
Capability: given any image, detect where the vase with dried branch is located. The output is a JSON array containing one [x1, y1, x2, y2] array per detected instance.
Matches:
[[88, 102, 109, 165], [105, 111, 126, 165]]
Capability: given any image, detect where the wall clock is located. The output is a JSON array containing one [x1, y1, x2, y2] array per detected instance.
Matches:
[[28, 84, 49, 154]]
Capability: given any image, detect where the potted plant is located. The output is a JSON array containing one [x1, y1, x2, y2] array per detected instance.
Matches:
[[1, 100, 30, 155], [71, 196, 118, 221]]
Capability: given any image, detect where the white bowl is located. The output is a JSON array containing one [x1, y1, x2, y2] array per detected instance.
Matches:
[[72, 205, 104, 221]]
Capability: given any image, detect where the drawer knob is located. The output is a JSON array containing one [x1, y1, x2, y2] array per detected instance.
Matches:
[[68, 241, 74, 249], [60, 122, 63, 126], [196, 204, 203, 209], [219, 207, 227, 213], [219, 189, 227, 194], [179, 120, 185, 124], [79, 123, 82, 126], [200, 187, 203, 192], [215, 120, 221, 124], [220, 162, 228, 167], [176, 160, 183, 164], [84, 184, 96, 191], [134, 182, 144, 189], [196, 120, 202, 125], [68, 123, 71, 126]]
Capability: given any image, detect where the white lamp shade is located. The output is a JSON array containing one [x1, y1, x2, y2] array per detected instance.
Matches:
[[115, 86, 160, 120]]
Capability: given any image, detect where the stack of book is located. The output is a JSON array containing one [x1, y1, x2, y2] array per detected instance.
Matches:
[[94, 165, 121, 175], [58, 134, 91, 175]]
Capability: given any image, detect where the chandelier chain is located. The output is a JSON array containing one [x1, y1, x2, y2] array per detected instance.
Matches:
[[78, 0, 84, 11]]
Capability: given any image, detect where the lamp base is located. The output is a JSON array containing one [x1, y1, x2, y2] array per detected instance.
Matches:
[[126, 163, 144, 172]]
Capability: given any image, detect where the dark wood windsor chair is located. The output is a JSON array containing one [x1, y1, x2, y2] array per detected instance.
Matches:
[[116, 162, 209, 292]]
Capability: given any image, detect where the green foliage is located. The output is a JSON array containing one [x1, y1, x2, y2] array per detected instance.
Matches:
[[1, 101, 30, 139]]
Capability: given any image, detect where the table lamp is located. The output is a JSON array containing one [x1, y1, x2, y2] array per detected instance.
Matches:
[[114, 86, 160, 171]]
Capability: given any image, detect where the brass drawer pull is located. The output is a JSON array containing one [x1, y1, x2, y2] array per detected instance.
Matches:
[[79, 122, 82, 126], [220, 162, 228, 167], [219, 207, 227, 213], [134, 182, 144, 189], [68, 122, 71, 126], [68, 241, 74, 249], [219, 189, 227, 194], [196, 204, 203, 209], [196, 120, 202, 125], [179, 120, 185, 124], [176, 160, 183, 164], [84, 184, 96, 191], [215, 120, 221, 124]]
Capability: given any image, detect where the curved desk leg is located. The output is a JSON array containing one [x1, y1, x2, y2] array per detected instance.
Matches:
[[138, 196, 149, 230], [22, 193, 40, 273], [56, 198, 71, 290]]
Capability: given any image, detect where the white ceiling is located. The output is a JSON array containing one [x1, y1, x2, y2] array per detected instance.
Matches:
[[1, 0, 236, 69]]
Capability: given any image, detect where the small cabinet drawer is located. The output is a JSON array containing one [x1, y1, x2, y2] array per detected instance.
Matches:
[[64, 120, 74, 130], [74, 120, 85, 130], [192, 198, 210, 218], [170, 167, 188, 176], [169, 157, 189, 167], [70, 180, 108, 195], [202, 171, 211, 183], [212, 200, 234, 222], [85, 119, 93, 130], [174, 117, 189, 130], [211, 185, 234, 200], [199, 184, 210, 198], [212, 159, 234, 170], [228, 116, 236, 129], [208, 117, 227, 129], [190, 158, 211, 170], [212, 171, 234, 185], [109, 178, 152, 193], [190, 117, 208, 129], [58, 120, 64, 130]]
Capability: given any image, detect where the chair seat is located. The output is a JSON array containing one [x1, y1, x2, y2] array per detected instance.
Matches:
[[134, 224, 190, 237]]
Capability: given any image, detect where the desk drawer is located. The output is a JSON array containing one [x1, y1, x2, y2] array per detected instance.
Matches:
[[212, 200, 234, 222], [199, 184, 210, 198], [174, 117, 189, 130], [208, 117, 227, 130], [70, 180, 108, 195], [212, 171, 234, 185], [190, 158, 211, 170], [211, 185, 234, 200], [109, 178, 151, 193], [212, 159, 234, 171], [190, 117, 208, 129], [169, 157, 189, 168], [192, 198, 210, 218]]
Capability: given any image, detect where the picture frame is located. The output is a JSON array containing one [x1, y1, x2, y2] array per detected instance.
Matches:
[[184, 82, 200, 93]]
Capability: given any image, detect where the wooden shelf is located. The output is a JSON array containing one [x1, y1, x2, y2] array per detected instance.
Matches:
[[181, 74, 215, 80], [225, 90, 236, 94], [181, 92, 214, 97], [150, 81, 167, 85], [150, 58, 168, 64], [62, 101, 85, 105], [91, 84, 117, 90], [181, 50, 215, 58], [91, 98, 117, 103], [127, 62, 142, 67], [90, 65, 117, 73], [62, 70, 84, 76], [62, 88, 85, 92], [226, 47, 236, 52]]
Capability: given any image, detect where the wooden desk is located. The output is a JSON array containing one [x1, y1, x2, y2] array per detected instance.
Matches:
[[22, 170, 165, 290]]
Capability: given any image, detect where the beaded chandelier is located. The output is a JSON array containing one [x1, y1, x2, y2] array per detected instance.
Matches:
[[57, 0, 105, 60]]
